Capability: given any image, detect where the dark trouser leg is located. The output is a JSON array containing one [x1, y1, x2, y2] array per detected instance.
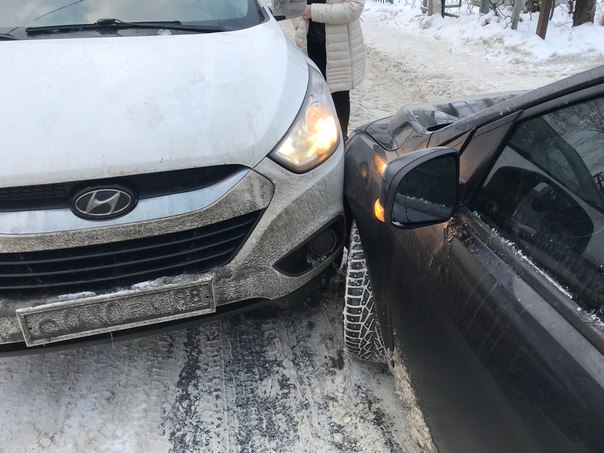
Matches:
[[331, 90, 350, 140], [307, 38, 327, 78]]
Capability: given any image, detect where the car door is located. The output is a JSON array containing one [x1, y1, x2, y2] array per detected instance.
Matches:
[[384, 88, 604, 452]]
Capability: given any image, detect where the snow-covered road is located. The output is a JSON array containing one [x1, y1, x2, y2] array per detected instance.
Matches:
[[0, 275, 418, 453], [1, 8, 600, 453]]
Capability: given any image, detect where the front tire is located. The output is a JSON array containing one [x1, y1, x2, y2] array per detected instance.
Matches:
[[343, 222, 386, 363]]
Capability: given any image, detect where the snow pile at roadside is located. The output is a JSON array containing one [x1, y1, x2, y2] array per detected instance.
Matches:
[[363, 1, 604, 66]]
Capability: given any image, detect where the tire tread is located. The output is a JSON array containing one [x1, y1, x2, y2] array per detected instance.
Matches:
[[343, 223, 386, 362]]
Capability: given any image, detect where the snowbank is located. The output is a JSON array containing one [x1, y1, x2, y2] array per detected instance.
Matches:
[[363, 0, 604, 66]]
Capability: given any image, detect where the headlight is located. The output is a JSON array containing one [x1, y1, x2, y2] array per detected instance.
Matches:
[[270, 66, 340, 173]]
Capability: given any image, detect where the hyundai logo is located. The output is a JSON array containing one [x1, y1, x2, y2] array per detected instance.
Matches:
[[71, 186, 137, 220]]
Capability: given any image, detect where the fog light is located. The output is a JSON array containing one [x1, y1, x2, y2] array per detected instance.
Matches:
[[308, 229, 338, 257], [274, 217, 344, 276]]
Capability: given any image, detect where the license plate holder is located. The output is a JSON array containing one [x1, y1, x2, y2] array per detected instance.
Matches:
[[16, 278, 215, 346]]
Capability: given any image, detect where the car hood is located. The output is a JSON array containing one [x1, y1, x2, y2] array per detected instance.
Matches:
[[364, 92, 523, 151], [0, 19, 309, 187]]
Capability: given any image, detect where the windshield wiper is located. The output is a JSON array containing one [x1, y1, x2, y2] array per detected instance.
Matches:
[[0, 33, 17, 40], [26, 18, 225, 35]]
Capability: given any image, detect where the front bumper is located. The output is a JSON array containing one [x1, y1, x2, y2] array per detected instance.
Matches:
[[0, 148, 344, 347]]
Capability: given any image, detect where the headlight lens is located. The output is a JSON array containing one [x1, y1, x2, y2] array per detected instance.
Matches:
[[270, 66, 340, 173]]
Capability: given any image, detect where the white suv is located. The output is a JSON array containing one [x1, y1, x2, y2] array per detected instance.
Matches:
[[0, 0, 344, 349]]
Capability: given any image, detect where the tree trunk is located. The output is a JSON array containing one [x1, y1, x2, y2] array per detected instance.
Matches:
[[536, 0, 554, 39], [573, 0, 596, 26]]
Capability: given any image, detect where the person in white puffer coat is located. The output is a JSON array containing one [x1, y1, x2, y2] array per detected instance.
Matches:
[[292, 0, 365, 140]]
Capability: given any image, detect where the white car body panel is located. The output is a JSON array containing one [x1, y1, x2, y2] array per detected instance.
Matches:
[[0, 19, 308, 187]]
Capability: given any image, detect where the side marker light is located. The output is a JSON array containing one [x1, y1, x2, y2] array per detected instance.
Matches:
[[374, 199, 385, 222]]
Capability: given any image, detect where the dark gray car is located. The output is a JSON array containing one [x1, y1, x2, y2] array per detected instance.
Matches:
[[343, 65, 604, 452]]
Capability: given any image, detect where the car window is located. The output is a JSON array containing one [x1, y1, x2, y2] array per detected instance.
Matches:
[[0, 0, 263, 30], [472, 96, 604, 316]]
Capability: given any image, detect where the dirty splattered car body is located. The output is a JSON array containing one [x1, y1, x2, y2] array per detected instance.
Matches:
[[0, 0, 345, 351], [344, 65, 604, 452]]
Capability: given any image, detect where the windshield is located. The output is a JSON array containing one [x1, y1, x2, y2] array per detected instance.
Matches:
[[0, 0, 264, 34]]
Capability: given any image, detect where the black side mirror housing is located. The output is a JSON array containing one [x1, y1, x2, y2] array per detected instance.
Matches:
[[380, 147, 460, 229]]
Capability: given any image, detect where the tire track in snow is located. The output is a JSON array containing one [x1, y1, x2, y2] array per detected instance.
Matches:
[[223, 313, 317, 452], [164, 322, 229, 452], [159, 277, 419, 452]]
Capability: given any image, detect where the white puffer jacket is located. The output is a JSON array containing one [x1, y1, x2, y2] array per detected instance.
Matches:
[[292, 0, 365, 93]]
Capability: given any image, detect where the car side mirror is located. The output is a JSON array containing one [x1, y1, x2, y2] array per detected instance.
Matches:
[[381, 147, 460, 229], [270, 0, 306, 19]]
